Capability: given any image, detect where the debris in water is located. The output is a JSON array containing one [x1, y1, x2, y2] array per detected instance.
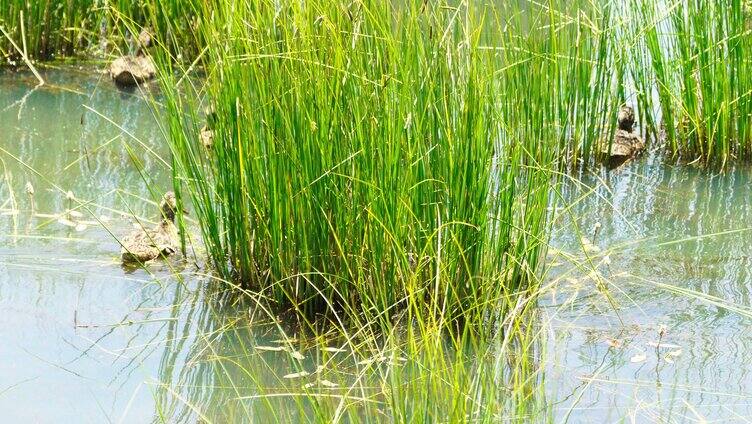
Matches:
[[255, 345, 286, 352], [605, 338, 622, 348], [582, 238, 601, 254], [283, 370, 310, 379], [630, 352, 647, 363], [664, 349, 683, 364], [646, 341, 681, 349], [58, 217, 77, 227], [358, 355, 388, 366]]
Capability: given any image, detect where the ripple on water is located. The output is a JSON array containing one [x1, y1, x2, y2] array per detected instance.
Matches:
[[546, 157, 752, 421]]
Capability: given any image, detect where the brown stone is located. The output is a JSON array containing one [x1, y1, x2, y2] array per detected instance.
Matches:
[[109, 55, 156, 87]]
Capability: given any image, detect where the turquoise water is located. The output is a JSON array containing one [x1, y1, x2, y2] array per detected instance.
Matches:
[[0, 67, 179, 422]]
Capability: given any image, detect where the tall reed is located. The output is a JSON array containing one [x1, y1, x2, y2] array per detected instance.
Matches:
[[0, 0, 203, 62], [158, 0, 562, 325], [634, 0, 752, 166]]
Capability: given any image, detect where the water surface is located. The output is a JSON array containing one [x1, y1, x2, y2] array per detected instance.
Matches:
[[545, 154, 752, 422]]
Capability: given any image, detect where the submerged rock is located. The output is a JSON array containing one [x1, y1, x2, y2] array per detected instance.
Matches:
[[601, 106, 645, 169], [199, 125, 214, 148], [199, 105, 217, 148]]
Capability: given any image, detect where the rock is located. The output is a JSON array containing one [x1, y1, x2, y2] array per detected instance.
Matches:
[[138, 28, 153, 52], [110, 55, 156, 87], [601, 130, 645, 169], [601, 106, 645, 169], [200, 125, 214, 148], [120, 192, 180, 265]]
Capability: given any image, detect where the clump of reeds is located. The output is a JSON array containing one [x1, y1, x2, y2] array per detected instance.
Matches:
[[0, 0, 204, 63], [634, 0, 752, 167], [157, 0, 573, 326]]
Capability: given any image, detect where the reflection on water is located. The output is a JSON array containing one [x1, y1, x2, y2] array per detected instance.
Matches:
[[0, 67, 177, 422], [546, 155, 752, 421]]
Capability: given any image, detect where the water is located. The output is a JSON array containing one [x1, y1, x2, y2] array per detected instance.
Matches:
[[3, 68, 752, 422], [545, 155, 752, 421], [0, 67, 182, 422]]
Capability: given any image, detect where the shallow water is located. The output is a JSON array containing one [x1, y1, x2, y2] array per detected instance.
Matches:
[[0, 67, 197, 422], [3, 68, 752, 422], [545, 155, 752, 421]]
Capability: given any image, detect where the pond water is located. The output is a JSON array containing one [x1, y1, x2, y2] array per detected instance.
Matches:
[[545, 156, 752, 421], [2, 68, 752, 422]]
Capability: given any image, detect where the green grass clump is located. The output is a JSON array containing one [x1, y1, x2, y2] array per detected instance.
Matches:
[[158, 0, 564, 325], [634, 0, 752, 166], [0, 0, 204, 62]]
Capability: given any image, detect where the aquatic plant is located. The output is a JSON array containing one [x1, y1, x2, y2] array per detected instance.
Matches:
[[151, 280, 547, 423], [157, 0, 567, 325], [0, 0, 203, 62], [634, 0, 752, 166]]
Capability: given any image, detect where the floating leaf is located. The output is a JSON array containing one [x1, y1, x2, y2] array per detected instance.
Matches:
[[256, 345, 286, 352], [290, 350, 305, 360], [58, 217, 76, 227], [283, 371, 310, 379], [630, 353, 647, 363], [304, 379, 338, 389], [323, 347, 346, 353], [75, 223, 87, 232], [69, 210, 84, 218]]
